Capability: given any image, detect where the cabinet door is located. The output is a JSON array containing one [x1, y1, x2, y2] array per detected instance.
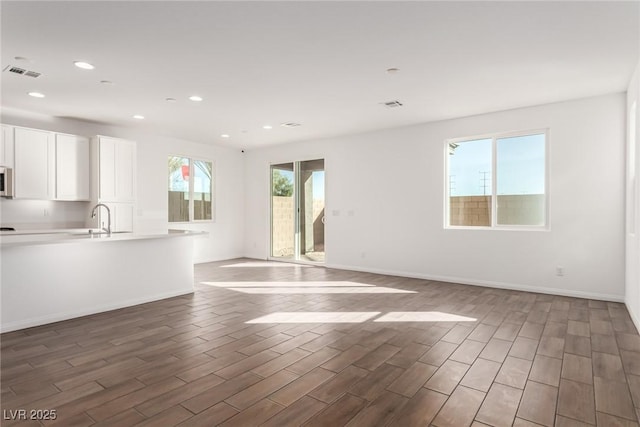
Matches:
[[115, 140, 135, 201], [14, 127, 54, 199], [0, 125, 14, 167], [56, 134, 89, 200], [98, 137, 117, 200], [93, 202, 134, 233], [114, 203, 134, 232]]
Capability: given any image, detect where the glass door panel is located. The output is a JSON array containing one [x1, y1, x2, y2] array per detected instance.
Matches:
[[299, 159, 325, 262], [271, 163, 295, 259]]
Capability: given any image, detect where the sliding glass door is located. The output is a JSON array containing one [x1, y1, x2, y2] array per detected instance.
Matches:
[[270, 159, 325, 263]]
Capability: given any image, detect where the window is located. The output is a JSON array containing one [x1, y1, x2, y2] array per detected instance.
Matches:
[[446, 130, 547, 228], [168, 156, 213, 222]]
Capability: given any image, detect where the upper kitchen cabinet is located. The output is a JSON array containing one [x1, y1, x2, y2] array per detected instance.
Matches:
[[115, 139, 135, 202], [92, 136, 136, 202], [12, 126, 90, 201], [0, 125, 15, 168], [89, 136, 136, 232], [14, 127, 55, 199], [56, 133, 90, 201]]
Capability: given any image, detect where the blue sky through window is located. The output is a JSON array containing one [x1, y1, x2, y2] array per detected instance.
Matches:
[[449, 134, 544, 196], [497, 134, 545, 195], [449, 138, 492, 196]]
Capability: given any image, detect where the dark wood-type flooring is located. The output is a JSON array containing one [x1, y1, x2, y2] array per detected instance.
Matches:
[[2, 258, 640, 426]]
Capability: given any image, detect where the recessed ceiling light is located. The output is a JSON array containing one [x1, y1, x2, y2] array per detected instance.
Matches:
[[189, 95, 203, 102], [221, 134, 230, 138], [74, 61, 95, 70], [14, 56, 33, 63], [263, 125, 273, 130], [166, 97, 177, 103], [280, 122, 301, 128], [28, 91, 45, 98], [100, 80, 113, 85], [133, 115, 145, 120], [386, 68, 400, 74]]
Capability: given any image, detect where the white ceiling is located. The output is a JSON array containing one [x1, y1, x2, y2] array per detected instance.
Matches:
[[1, 1, 639, 149]]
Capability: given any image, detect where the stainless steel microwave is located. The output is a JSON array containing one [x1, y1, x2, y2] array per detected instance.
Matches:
[[0, 167, 13, 197]]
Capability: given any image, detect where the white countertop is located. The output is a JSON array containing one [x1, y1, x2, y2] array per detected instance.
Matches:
[[0, 229, 207, 247]]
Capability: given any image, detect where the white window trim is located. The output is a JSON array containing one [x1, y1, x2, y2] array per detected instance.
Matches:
[[169, 155, 215, 224], [444, 128, 549, 231]]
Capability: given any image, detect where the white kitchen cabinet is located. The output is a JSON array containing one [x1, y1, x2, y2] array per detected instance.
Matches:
[[56, 133, 90, 201], [14, 127, 55, 199], [114, 203, 134, 232], [116, 140, 135, 202], [0, 125, 14, 167], [98, 137, 116, 200], [89, 136, 136, 232], [93, 136, 136, 202]]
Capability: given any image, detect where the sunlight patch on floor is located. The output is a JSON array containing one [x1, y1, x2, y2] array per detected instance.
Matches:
[[220, 262, 313, 268], [373, 311, 477, 322], [218, 286, 415, 294], [246, 312, 381, 324], [245, 311, 477, 324], [201, 281, 375, 288], [201, 281, 415, 294]]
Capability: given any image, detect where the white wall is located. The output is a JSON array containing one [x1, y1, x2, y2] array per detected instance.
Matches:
[[626, 61, 640, 328], [0, 110, 245, 263], [244, 94, 626, 301]]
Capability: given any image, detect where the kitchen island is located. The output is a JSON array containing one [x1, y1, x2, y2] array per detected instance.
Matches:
[[1, 229, 203, 332]]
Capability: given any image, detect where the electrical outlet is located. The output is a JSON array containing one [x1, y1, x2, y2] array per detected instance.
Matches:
[[43, 208, 49, 217], [556, 266, 565, 276]]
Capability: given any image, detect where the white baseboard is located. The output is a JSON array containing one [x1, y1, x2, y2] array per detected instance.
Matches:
[[1, 290, 194, 333], [325, 262, 625, 303]]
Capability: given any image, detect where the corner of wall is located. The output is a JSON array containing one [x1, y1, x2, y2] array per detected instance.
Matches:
[[625, 58, 640, 333]]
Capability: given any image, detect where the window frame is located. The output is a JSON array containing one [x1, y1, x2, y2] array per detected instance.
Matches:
[[444, 128, 549, 231], [168, 155, 215, 224]]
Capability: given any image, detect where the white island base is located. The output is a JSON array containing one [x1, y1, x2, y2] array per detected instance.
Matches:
[[1, 231, 198, 332]]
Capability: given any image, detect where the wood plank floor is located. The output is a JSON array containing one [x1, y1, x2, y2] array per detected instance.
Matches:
[[2, 258, 640, 426]]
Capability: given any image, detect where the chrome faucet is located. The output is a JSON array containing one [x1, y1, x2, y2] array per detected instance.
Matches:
[[90, 203, 111, 236]]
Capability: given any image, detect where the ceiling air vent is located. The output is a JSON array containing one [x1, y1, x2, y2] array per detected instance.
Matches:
[[3, 65, 41, 78], [381, 100, 403, 108], [280, 122, 301, 128], [7, 66, 26, 75]]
